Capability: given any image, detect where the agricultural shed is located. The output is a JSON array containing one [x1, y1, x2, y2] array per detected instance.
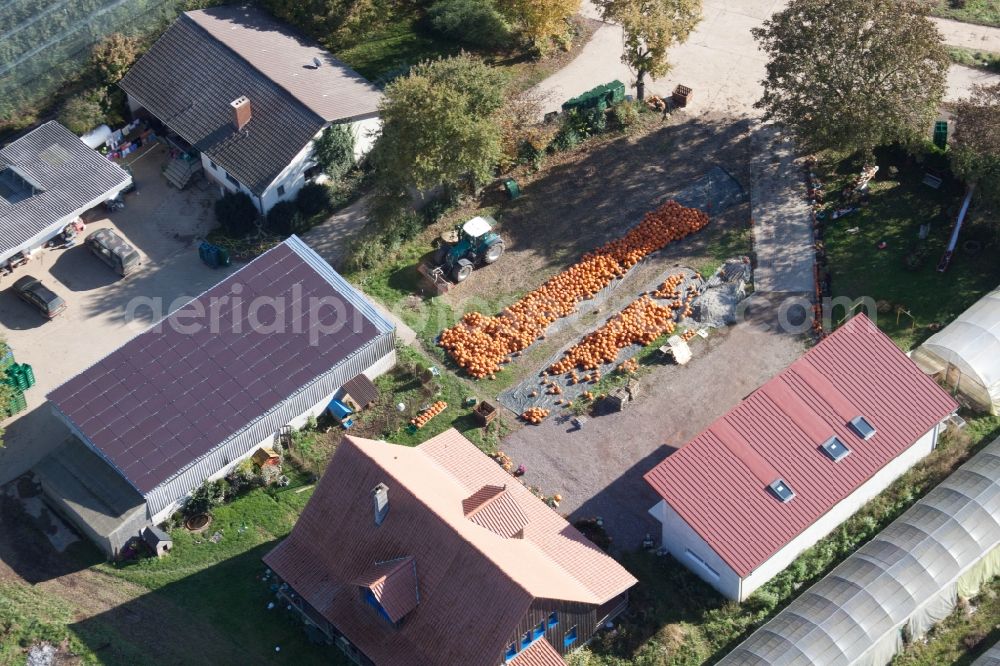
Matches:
[[0, 121, 131, 264], [718, 435, 1000, 666], [263, 429, 637, 666], [912, 285, 1000, 415], [645, 314, 958, 600], [45, 235, 395, 546], [973, 641, 1000, 666]]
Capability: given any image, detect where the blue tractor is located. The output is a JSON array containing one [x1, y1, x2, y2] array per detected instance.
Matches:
[[432, 216, 505, 283]]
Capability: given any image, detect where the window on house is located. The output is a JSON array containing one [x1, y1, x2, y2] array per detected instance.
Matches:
[[849, 415, 876, 440], [768, 478, 796, 503], [521, 630, 532, 649], [547, 611, 558, 628], [685, 549, 721, 581], [225, 173, 240, 188], [504, 642, 517, 661], [564, 626, 578, 648], [277, 184, 286, 196], [209, 159, 217, 170], [533, 620, 545, 640], [820, 435, 851, 461]]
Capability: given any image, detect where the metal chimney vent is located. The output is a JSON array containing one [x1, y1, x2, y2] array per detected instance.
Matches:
[[372, 483, 389, 526]]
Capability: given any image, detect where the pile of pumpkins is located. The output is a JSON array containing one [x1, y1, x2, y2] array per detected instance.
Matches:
[[549, 296, 676, 374], [618, 358, 639, 374], [522, 407, 550, 424], [410, 401, 447, 429], [439, 200, 710, 378], [653, 272, 686, 300]]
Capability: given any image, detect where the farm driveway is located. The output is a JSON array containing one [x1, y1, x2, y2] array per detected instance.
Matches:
[[501, 319, 806, 552]]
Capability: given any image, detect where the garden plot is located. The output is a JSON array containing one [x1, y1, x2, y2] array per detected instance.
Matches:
[[498, 259, 751, 416]]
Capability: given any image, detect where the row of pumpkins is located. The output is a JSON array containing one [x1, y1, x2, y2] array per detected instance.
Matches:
[[439, 201, 710, 378], [410, 401, 447, 429]]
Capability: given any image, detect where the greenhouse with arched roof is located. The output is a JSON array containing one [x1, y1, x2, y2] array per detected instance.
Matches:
[[718, 435, 1000, 666], [912, 285, 1000, 415]]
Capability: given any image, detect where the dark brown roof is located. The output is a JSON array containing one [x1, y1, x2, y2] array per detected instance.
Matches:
[[47, 237, 391, 495], [342, 373, 378, 408], [511, 639, 566, 666], [350, 556, 419, 623], [263, 429, 636, 666], [120, 6, 379, 195]]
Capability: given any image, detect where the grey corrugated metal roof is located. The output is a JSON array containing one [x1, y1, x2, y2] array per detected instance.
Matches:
[[0, 122, 131, 261], [120, 7, 380, 196], [186, 6, 381, 123], [719, 436, 1000, 666], [973, 641, 1000, 666], [47, 236, 393, 496]]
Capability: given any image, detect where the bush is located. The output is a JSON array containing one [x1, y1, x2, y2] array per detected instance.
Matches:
[[90, 33, 140, 86], [295, 182, 334, 218], [225, 459, 262, 497], [428, 0, 513, 50], [184, 479, 228, 517], [314, 124, 356, 181], [214, 191, 259, 237], [611, 100, 641, 133], [265, 200, 309, 236], [57, 93, 105, 135]]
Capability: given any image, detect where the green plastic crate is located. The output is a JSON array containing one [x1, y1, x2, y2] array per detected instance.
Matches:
[[562, 80, 626, 112], [23, 364, 34, 388], [5, 390, 26, 417]]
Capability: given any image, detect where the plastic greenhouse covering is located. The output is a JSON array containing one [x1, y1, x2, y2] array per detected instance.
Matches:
[[972, 640, 1000, 666], [719, 436, 1000, 666], [912, 285, 1000, 415]]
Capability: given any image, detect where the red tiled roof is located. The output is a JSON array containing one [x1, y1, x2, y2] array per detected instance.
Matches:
[[644, 315, 958, 577], [463, 484, 529, 538], [350, 556, 419, 623], [264, 429, 636, 666], [511, 639, 567, 666]]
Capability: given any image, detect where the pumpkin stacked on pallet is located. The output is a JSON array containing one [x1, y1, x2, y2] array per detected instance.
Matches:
[[411, 401, 447, 428], [522, 407, 550, 424], [439, 201, 710, 378], [549, 296, 676, 374]]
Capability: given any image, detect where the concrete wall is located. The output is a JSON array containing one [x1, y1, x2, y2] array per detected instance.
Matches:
[[653, 423, 943, 601]]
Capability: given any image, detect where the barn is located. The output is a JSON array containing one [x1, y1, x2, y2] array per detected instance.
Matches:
[[42, 236, 395, 556]]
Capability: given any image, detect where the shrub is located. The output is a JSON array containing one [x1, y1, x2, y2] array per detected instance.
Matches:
[[296, 182, 334, 218], [611, 99, 641, 133], [314, 124, 356, 181], [90, 33, 140, 85], [184, 479, 228, 517], [57, 93, 105, 135], [265, 200, 309, 236], [226, 459, 262, 497], [214, 191, 259, 237], [428, 0, 513, 50]]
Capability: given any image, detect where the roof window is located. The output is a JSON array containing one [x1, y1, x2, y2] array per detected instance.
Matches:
[[849, 416, 876, 440], [768, 478, 796, 503], [820, 435, 851, 462]]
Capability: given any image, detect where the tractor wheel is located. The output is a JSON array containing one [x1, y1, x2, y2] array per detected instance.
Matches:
[[483, 241, 505, 265], [452, 259, 474, 283]]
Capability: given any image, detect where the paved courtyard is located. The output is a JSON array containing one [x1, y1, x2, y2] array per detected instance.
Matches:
[[0, 144, 235, 486]]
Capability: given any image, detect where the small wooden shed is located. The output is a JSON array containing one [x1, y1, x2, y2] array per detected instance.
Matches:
[[341, 374, 379, 411], [252, 447, 280, 467], [142, 525, 173, 558]]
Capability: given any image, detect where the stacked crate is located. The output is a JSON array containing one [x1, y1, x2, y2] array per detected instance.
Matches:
[[1, 346, 34, 417]]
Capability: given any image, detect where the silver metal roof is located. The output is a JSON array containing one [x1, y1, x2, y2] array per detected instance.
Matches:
[[720, 435, 1000, 666], [973, 641, 1000, 666]]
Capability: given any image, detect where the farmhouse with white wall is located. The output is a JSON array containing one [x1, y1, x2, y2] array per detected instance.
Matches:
[[119, 5, 382, 213], [644, 314, 959, 601], [40, 236, 395, 557]]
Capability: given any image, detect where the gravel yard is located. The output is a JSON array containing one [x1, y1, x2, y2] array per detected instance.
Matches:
[[500, 318, 806, 552]]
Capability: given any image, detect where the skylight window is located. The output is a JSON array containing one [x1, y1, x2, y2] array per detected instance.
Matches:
[[768, 478, 796, 503], [849, 416, 877, 440], [820, 435, 851, 462]]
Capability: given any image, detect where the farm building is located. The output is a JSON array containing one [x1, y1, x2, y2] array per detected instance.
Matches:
[[119, 5, 381, 213], [263, 428, 637, 666], [912, 284, 1000, 415], [42, 235, 395, 557], [0, 121, 132, 265], [718, 435, 1000, 665], [645, 314, 959, 601]]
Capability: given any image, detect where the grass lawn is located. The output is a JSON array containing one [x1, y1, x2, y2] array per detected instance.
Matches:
[[0, 582, 100, 664], [818, 146, 1000, 350], [570, 413, 1000, 665], [948, 46, 1000, 73], [892, 576, 1000, 666], [336, 13, 460, 83], [925, 0, 1000, 27]]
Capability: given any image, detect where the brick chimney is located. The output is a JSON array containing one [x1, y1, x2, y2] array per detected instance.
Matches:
[[231, 96, 251, 131]]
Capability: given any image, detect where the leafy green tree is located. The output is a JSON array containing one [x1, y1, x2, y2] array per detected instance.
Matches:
[[596, 0, 702, 100], [371, 54, 508, 194], [951, 83, 1000, 208], [57, 93, 105, 135], [90, 33, 141, 86], [752, 0, 949, 160], [429, 0, 514, 50], [214, 191, 259, 237], [314, 124, 356, 181]]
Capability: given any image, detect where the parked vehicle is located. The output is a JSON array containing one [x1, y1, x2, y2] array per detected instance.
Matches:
[[12, 276, 67, 319], [85, 228, 141, 277], [431, 216, 505, 283]]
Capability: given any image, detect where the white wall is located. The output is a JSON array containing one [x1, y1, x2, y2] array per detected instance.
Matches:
[[653, 422, 944, 601], [349, 116, 381, 160]]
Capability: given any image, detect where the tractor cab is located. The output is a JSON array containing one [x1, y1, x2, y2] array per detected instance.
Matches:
[[434, 216, 504, 283]]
